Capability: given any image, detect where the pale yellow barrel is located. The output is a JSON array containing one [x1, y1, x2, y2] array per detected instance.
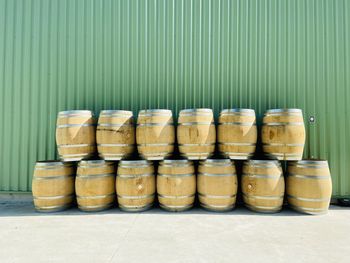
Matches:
[[56, 110, 96, 161], [96, 110, 135, 160], [76, 160, 115, 212], [218, 109, 257, 160], [116, 160, 155, 212], [242, 160, 285, 213], [287, 160, 332, 215], [136, 109, 175, 160], [177, 109, 216, 160], [32, 161, 75, 212], [157, 160, 196, 211], [262, 109, 305, 160], [197, 159, 238, 212]]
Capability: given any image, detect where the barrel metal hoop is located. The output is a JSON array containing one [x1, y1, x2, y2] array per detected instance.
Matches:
[[242, 174, 282, 179], [119, 165, 151, 169], [178, 143, 215, 147], [117, 194, 155, 199], [244, 164, 281, 169], [180, 154, 212, 160], [198, 172, 236, 177], [178, 122, 214, 126], [219, 142, 256, 146], [78, 165, 114, 169], [99, 110, 133, 116], [287, 174, 331, 180], [265, 153, 301, 156], [33, 194, 75, 200], [287, 194, 330, 202], [159, 203, 193, 211], [57, 144, 95, 148], [265, 108, 302, 114], [200, 203, 235, 211], [35, 161, 72, 167], [99, 153, 130, 156], [199, 159, 232, 166], [97, 143, 133, 147], [158, 194, 195, 199], [218, 122, 256, 126], [137, 143, 174, 147], [35, 204, 72, 212], [76, 173, 115, 179], [34, 166, 73, 171], [158, 173, 194, 178], [33, 174, 75, 180], [198, 193, 237, 198], [262, 122, 304, 126], [76, 193, 115, 199], [60, 153, 94, 158], [58, 110, 93, 116], [289, 204, 328, 214], [78, 203, 114, 211], [242, 193, 284, 200], [220, 108, 255, 114], [289, 160, 328, 166], [117, 173, 154, 178], [289, 164, 329, 169], [224, 154, 253, 160], [245, 203, 282, 212], [263, 143, 304, 147], [56, 124, 96, 128], [97, 123, 133, 127], [159, 164, 192, 168], [138, 109, 172, 116], [245, 160, 281, 165], [137, 122, 174, 126], [140, 154, 172, 160], [118, 203, 153, 212]]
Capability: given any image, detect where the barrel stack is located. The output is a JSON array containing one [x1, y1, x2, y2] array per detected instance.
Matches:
[[30, 107, 331, 215]]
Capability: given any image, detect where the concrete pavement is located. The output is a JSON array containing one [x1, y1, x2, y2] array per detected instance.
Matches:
[[0, 203, 349, 263]]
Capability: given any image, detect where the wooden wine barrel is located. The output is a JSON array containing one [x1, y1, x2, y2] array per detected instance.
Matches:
[[157, 160, 196, 211], [287, 160, 332, 215], [96, 110, 135, 160], [32, 161, 75, 212], [136, 109, 175, 160], [197, 159, 238, 212], [242, 160, 285, 213], [262, 109, 305, 160], [177, 109, 216, 160], [76, 160, 115, 212], [56, 110, 96, 161], [116, 160, 155, 212], [218, 109, 257, 160]]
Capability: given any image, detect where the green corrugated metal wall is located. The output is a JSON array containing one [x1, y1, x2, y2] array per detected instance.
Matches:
[[0, 0, 349, 197]]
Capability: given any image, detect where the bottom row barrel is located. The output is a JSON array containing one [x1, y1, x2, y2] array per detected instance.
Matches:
[[32, 159, 332, 215], [32, 161, 75, 212], [242, 160, 285, 213], [116, 160, 155, 212], [76, 160, 116, 212]]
